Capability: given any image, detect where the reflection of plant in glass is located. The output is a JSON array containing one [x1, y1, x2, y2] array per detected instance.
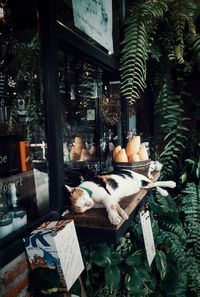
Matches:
[[0, 32, 44, 142]]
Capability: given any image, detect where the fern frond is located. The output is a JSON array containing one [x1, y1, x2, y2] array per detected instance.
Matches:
[[185, 33, 200, 71], [155, 77, 189, 178], [161, 231, 187, 268], [120, 19, 148, 102], [181, 183, 200, 263], [168, 0, 197, 64], [187, 255, 200, 295], [120, 0, 168, 104]]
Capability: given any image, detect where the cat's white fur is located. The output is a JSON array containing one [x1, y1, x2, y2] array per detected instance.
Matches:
[[65, 169, 176, 225]]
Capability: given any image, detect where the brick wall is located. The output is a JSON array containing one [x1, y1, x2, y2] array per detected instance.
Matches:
[[0, 252, 31, 297]]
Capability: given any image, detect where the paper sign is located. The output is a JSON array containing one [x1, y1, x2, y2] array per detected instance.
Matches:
[[54, 220, 84, 290], [24, 220, 84, 290], [72, 0, 114, 53], [87, 109, 95, 120], [140, 209, 156, 266]]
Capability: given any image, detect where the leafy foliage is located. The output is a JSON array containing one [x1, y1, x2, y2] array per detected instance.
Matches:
[[120, 0, 167, 103], [121, 0, 199, 105], [181, 183, 200, 295], [155, 76, 189, 178]]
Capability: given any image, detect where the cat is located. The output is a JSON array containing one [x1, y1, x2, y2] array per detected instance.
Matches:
[[65, 169, 176, 225]]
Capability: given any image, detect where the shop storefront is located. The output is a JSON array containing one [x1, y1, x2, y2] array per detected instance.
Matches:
[[0, 0, 127, 267]]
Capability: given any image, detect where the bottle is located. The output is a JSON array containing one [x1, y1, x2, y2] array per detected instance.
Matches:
[[0, 185, 13, 239], [0, 2, 5, 22], [10, 183, 27, 231], [0, 106, 5, 124]]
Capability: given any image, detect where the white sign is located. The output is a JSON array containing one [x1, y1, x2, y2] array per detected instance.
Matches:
[[72, 0, 114, 53], [87, 109, 95, 120], [24, 220, 84, 291], [140, 209, 156, 266], [55, 220, 84, 290]]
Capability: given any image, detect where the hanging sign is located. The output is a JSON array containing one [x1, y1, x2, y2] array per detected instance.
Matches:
[[140, 208, 156, 266], [72, 0, 114, 54]]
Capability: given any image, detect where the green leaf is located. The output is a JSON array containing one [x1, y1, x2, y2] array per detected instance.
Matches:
[[196, 167, 200, 179], [91, 243, 112, 268], [104, 265, 121, 293], [185, 159, 196, 165], [126, 250, 144, 266], [125, 269, 143, 293], [110, 252, 123, 266], [180, 172, 187, 183], [155, 250, 167, 280]]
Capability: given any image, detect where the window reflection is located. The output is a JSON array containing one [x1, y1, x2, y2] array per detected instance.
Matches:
[[0, 12, 49, 239], [59, 51, 121, 186]]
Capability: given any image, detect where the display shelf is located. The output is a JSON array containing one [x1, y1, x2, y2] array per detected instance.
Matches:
[[63, 171, 160, 243]]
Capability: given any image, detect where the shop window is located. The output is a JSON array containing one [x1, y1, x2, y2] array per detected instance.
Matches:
[[0, 1, 49, 240], [58, 51, 121, 185]]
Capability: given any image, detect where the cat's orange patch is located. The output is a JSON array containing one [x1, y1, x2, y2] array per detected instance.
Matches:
[[70, 189, 84, 213], [110, 204, 117, 211], [74, 205, 82, 213], [70, 188, 83, 202]]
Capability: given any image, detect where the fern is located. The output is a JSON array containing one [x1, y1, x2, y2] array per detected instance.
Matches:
[[149, 193, 187, 243], [185, 33, 200, 71], [181, 183, 200, 261], [168, 0, 197, 64], [187, 256, 200, 295], [120, 0, 168, 103], [161, 231, 187, 268], [155, 76, 189, 178]]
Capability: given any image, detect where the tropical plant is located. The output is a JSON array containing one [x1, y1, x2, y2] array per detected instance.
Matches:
[[120, 0, 199, 106], [180, 183, 200, 295], [78, 191, 190, 297]]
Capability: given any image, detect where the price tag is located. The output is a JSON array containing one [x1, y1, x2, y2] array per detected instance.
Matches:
[[139, 207, 156, 266]]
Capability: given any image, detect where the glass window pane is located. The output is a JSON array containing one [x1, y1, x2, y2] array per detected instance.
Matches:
[[0, 2, 49, 239], [59, 50, 121, 186]]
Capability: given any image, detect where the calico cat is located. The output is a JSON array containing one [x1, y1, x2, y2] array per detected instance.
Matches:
[[65, 169, 176, 225]]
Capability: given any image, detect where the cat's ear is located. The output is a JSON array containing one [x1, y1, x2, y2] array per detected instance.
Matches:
[[65, 184, 74, 193]]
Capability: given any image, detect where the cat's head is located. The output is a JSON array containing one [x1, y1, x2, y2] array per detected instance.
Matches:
[[65, 185, 94, 213]]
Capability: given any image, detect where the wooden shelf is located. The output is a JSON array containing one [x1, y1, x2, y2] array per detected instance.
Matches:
[[63, 171, 160, 243]]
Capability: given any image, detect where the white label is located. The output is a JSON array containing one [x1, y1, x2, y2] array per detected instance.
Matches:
[[140, 209, 156, 266], [87, 109, 95, 121], [54, 221, 84, 290], [72, 0, 114, 53]]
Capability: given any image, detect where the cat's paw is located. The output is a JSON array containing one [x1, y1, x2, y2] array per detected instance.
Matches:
[[167, 181, 176, 188], [119, 208, 129, 220], [109, 213, 122, 225], [121, 212, 129, 220]]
